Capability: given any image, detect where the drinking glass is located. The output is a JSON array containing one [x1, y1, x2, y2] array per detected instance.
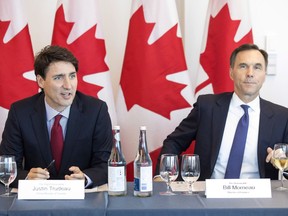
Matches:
[[181, 154, 200, 195], [0, 155, 17, 196], [272, 143, 288, 191], [159, 154, 179, 195]]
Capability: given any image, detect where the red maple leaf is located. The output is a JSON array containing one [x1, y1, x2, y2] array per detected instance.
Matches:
[[52, 5, 109, 98], [120, 6, 190, 119], [0, 21, 38, 109], [196, 4, 253, 94]]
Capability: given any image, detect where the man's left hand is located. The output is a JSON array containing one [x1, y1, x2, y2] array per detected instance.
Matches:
[[64, 166, 85, 180]]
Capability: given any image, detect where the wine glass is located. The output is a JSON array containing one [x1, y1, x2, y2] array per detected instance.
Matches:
[[0, 155, 17, 196], [272, 143, 288, 191], [181, 154, 200, 195], [159, 154, 179, 195]]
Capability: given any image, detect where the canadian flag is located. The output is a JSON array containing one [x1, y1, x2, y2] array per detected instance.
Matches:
[[0, 0, 38, 142], [195, 0, 253, 95], [51, 0, 117, 125], [117, 0, 193, 181]]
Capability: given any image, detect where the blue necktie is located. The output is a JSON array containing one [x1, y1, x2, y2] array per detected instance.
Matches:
[[224, 105, 249, 179]]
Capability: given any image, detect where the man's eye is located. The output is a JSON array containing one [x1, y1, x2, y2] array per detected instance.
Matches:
[[53, 76, 62, 80], [254, 65, 263, 70]]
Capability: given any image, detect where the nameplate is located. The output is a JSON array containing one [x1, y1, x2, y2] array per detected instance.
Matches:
[[18, 180, 85, 200], [206, 179, 271, 198]]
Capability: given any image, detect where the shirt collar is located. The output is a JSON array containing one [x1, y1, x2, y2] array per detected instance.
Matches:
[[231, 93, 260, 112], [44, 99, 71, 121]]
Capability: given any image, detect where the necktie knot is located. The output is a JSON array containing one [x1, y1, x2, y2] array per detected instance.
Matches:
[[54, 114, 62, 125], [241, 104, 249, 115]]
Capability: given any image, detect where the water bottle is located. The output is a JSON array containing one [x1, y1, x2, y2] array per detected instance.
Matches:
[[108, 126, 127, 196], [133, 126, 153, 197]]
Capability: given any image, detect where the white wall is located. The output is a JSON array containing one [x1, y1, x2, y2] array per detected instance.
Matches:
[[25, 0, 288, 107]]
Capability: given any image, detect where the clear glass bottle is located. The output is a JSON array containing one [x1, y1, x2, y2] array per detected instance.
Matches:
[[108, 126, 127, 196], [133, 126, 153, 197]]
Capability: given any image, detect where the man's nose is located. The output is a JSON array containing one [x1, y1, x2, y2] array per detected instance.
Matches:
[[63, 77, 72, 89], [246, 66, 254, 77]]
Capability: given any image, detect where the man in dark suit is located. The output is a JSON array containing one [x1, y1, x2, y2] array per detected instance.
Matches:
[[0, 45, 113, 188], [156, 44, 288, 180]]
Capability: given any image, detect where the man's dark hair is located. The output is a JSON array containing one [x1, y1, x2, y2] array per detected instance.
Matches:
[[230, 44, 268, 69], [34, 45, 79, 79]]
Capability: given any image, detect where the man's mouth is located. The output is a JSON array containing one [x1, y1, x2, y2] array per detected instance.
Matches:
[[61, 92, 73, 98]]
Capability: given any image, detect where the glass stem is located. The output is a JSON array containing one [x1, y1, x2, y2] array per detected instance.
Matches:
[[166, 183, 171, 192], [5, 184, 9, 195], [188, 182, 193, 194], [167, 176, 171, 192], [281, 171, 284, 188]]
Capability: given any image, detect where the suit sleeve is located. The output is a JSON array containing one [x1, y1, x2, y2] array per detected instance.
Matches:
[[0, 104, 29, 186], [155, 99, 200, 174], [83, 102, 113, 187]]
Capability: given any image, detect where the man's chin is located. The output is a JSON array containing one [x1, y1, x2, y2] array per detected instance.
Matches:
[[58, 99, 74, 109]]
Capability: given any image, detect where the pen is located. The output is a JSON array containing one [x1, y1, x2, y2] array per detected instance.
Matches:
[[45, 159, 55, 171]]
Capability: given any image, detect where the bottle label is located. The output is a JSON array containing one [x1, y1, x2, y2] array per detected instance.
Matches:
[[108, 166, 126, 191], [114, 132, 120, 141], [134, 166, 152, 192]]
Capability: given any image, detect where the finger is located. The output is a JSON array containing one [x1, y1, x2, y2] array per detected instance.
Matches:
[[65, 173, 84, 180], [266, 147, 274, 163], [69, 166, 83, 174], [28, 168, 50, 180], [267, 147, 273, 154], [69, 166, 79, 173], [30, 167, 49, 175], [65, 175, 72, 180]]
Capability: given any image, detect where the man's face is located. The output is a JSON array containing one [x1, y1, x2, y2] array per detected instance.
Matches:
[[37, 61, 78, 112], [230, 49, 266, 103]]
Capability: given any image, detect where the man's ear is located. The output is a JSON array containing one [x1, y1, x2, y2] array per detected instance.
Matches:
[[36, 75, 44, 89], [229, 68, 234, 81]]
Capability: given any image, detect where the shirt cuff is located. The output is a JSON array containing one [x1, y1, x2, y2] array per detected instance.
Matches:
[[84, 173, 93, 188]]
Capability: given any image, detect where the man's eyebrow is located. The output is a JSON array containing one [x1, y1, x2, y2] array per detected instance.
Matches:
[[238, 63, 248, 66], [52, 73, 64, 77]]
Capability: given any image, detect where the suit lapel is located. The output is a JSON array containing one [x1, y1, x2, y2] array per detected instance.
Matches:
[[59, 94, 83, 172], [257, 98, 274, 177], [210, 93, 232, 171], [31, 94, 54, 165]]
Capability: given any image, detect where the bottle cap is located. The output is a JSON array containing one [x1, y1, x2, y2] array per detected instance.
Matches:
[[113, 125, 120, 130], [140, 126, 146, 130]]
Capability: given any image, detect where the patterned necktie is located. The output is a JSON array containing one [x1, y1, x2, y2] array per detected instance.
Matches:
[[51, 115, 63, 172], [224, 105, 250, 179]]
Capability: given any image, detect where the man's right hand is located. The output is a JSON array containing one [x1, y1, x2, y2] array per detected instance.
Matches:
[[27, 168, 50, 180], [266, 147, 274, 163]]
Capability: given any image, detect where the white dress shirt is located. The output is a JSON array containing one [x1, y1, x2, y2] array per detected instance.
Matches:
[[211, 93, 260, 179]]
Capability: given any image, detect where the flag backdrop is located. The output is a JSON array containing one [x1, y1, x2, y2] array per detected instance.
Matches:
[[0, 0, 38, 142], [195, 0, 253, 95], [116, 0, 194, 181], [0, 0, 255, 181], [51, 0, 117, 126]]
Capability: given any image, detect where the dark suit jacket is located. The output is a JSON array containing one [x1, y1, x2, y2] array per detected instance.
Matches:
[[0, 91, 113, 187], [156, 92, 288, 180]]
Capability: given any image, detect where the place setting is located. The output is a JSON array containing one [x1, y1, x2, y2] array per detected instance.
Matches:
[[158, 153, 203, 195]]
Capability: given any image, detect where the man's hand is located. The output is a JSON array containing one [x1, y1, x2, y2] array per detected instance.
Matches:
[[64, 166, 85, 180], [27, 167, 50, 180], [266, 147, 273, 163]]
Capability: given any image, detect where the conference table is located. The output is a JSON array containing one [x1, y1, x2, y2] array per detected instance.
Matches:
[[0, 181, 287, 216]]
